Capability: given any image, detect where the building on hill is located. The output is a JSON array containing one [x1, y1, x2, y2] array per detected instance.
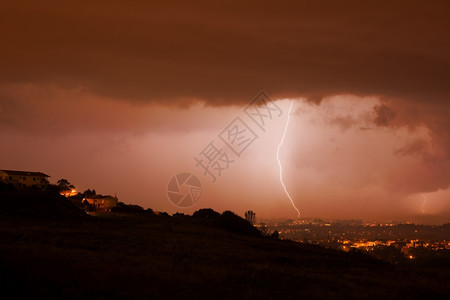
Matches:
[[0, 169, 50, 188], [84, 195, 118, 211], [60, 188, 78, 197]]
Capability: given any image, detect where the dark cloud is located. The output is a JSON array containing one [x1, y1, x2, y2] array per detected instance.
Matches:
[[329, 115, 357, 131], [0, 0, 449, 105], [375, 101, 450, 194], [394, 139, 428, 157], [373, 104, 396, 127]]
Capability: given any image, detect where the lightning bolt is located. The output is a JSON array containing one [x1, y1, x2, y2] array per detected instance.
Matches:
[[421, 194, 427, 213], [277, 100, 300, 218]]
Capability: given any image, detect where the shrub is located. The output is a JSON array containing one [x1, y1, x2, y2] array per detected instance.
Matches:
[[216, 211, 262, 237], [193, 208, 220, 218]]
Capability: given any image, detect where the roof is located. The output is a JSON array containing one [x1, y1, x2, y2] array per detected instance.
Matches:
[[0, 170, 50, 177]]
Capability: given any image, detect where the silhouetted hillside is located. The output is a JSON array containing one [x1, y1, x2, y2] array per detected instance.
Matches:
[[0, 183, 87, 219], [0, 210, 449, 299], [193, 208, 262, 237]]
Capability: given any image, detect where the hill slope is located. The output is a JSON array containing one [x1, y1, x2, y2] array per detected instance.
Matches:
[[0, 213, 449, 299], [0, 184, 87, 219]]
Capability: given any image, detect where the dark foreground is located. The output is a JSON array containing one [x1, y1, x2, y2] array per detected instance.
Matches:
[[0, 213, 449, 299]]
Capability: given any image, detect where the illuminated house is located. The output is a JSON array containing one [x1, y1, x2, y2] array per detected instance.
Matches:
[[84, 195, 118, 211], [0, 169, 50, 188], [60, 189, 78, 197]]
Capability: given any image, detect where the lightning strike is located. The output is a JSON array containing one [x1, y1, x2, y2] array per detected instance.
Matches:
[[277, 100, 300, 218], [421, 194, 427, 213]]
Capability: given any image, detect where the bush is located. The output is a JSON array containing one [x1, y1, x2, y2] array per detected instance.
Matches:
[[193, 208, 220, 218], [271, 230, 279, 239], [173, 212, 186, 217], [215, 211, 262, 237], [111, 202, 145, 213]]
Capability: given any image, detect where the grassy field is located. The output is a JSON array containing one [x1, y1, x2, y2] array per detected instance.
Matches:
[[0, 212, 449, 299]]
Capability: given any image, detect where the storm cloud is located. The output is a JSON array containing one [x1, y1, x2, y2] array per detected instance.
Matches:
[[1, 0, 449, 105], [0, 1, 449, 221]]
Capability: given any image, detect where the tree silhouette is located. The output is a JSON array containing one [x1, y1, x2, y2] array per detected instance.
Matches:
[[271, 230, 279, 239], [57, 179, 75, 191], [218, 211, 262, 237], [245, 210, 256, 225], [83, 189, 96, 198], [193, 208, 220, 218]]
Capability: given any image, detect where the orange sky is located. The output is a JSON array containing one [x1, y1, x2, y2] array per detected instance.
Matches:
[[1, 1, 449, 222]]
